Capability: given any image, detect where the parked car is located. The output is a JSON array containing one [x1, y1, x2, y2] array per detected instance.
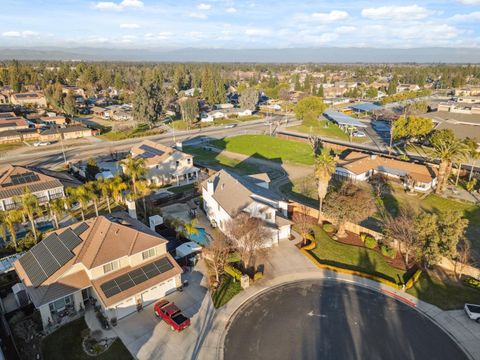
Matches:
[[33, 141, 50, 147], [352, 131, 366, 138], [464, 304, 480, 322], [154, 300, 191, 331], [224, 124, 237, 128]]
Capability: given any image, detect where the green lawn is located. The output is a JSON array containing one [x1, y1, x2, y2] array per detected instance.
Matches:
[[212, 275, 242, 308], [280, 176, 318, 208], [42, 318, 132, 360], [288, 119, 369, 143], [183, 145, 261, 174], [211, 135, 315, 166], [99, 127, 163, 141], [168, 183, 195, 194], [309, 226, 408, 284], [407, 271, 480, 310]]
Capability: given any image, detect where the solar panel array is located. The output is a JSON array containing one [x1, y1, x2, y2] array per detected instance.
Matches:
[[2, 172, 40, 187], [138, 144, 164, 158], [18, 229, 84, 287], [73, 222, 89, 236], [100, 257, 174, 298]]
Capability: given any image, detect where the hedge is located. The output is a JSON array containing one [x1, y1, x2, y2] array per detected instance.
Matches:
[[464, 277, 480, 290], [224, 265, 242, 281], [323, 223, 335, 233], [381, 245, 397, 259], [405, 269, 422, 290], [254, 272, 263, 282], [364, 236, 377, 249]]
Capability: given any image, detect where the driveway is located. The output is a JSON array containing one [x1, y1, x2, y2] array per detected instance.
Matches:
[[113, 261, 214, 360]]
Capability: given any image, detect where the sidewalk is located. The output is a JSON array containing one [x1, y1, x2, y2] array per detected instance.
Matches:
[[196, 240, 480, 360]]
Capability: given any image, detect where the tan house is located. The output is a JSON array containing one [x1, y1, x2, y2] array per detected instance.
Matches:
[[129, 140, 199, 186], [10, 92, 47, 107], [0, 165, 65, 210], [0, 129, 39, 144], [0, 117, 29, 131], [39, 126, 93, 141], [13, 214, 182, 329], [40, 116, 67, 126], [335, 151, 437, 192]]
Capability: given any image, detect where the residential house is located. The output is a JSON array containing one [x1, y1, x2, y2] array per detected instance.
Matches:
[[438, 102, 480, 115], [0, 165, 65, 210], [13, 213, 182, 329], [454, 87, 480, 97], [214, 103, 234, 110], [0, 118, 29, 132], [335, 151, 437, 192], [61, 85, 86, 98], [0, 112, 17, 119], [396, 84, 420, 92], [40, 116, 67, 126], [0, 129, 39, 144], [10, 93, 47, 108], [39, 126, 93, 142], [91, 106, 108, 118], [129, 140, 199, 186], [202, 170, 291, 247]]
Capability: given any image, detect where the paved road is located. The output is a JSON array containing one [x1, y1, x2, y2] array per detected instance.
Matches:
[[224, 280, 467, 360]]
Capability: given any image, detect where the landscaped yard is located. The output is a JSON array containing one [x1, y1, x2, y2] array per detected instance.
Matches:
[[308, 226, 408, 284], [407, 271, 480, 310], [211, 135, 315, 166], [212, 275, 242, 308], [280, 176, 318, 208], [183, 145, 261, 174], [42, 318, 132, 360], [288, 119, 369, 143]]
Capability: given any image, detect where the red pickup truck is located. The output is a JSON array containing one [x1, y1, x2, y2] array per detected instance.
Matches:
[[154, 300, 191, 331]]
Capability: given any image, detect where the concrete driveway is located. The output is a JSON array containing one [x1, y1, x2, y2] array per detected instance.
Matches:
[[113, 261, 215, 360]]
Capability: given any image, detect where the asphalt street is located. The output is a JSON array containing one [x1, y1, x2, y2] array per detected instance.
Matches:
[[224, 280, 467, 360]]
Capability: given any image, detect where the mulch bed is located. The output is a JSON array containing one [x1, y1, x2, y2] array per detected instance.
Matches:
[[324, 227, 408, 271]]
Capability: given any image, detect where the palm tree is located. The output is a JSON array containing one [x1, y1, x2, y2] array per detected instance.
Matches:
[[122, 156, 146, 196], [4, 210, 22, 248], [49, 197, 65, 229], [18, 188, 40, 243], [67, 186, 90, 221], [313, 148, 336, 223], [465, 137, 480, 181], [134, 180, 152, 219], [84, 182, 100, 217], [430, 130, 468, 194], [109, 176, 128, 206], [97, 178, 112, 213]]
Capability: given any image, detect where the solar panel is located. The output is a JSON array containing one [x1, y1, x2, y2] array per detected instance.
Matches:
[[43, 234, 74, 265], [60, 229, 82, 250], [130, 268, 148, 285], [10, 172, 40, 186], [103, 286, 122, 298], [117, 278, 135, 291], [155, 258, 174, 273], [18, 252, 48, 287], [143, 263, 160, 278], [101, 280, 119, 292], [31, 242, 60, 278], [73, 222, 89, 236]]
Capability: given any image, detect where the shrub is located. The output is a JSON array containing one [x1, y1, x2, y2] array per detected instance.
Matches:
[[323, 223, 334, 233], [360, 233, 367, 242], [464, 277, 480, 290], [364, 236, 377, 249], [381, 245, 397, 259], [405, 269, 422, 289], [224, 264, 242, 281], [254, 272, 263, 282]]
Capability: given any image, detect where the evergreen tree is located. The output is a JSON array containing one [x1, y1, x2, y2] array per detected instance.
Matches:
[[133, 78, 164, 128]]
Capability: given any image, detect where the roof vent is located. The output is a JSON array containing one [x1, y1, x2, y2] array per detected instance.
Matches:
[[370, 154, 377, 160]]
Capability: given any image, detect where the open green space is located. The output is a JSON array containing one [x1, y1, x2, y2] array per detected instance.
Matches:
[[184, 145, 261, 174], [0, 143, 24, 152], [288, 119, 369, 143], [42, 318, 132, 360], [407, 271, 480, 310], [210, 135, 315, 166], [212, 275, 242, 308], [99, 127, 163, 141], [308, 226, 408, 284]]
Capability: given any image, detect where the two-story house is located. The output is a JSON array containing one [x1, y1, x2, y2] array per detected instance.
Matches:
[[13, 213, 182, 329], [0, 165, 65, 210], [202, 170, 292, 247], [129, 140, 199, 186]]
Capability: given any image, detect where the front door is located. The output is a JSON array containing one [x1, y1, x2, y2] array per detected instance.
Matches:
[[82, 288, 90, 304]]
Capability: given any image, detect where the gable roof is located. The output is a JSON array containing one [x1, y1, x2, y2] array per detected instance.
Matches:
[[338, 151, 437, 184], [131, 140, 187, 167], [203, 169, 283, 216], [0, 165, 64, 199]]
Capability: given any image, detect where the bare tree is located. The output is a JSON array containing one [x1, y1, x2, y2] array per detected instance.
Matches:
[[225, 212, 270, 270], [205, 232, 231, 284], [454, 240, 473, 280], [369, 173, 390, 198], [292, 205, 316, 246]]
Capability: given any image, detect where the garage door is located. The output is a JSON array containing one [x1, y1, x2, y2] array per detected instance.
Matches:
[[116, 297, 136, 319], [141, 278, 176, 306]]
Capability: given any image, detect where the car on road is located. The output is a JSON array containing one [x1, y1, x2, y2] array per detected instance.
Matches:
[[154, 300, 191, 331], [464, 303, 480, 322], [33, 141, 51, 147], [352, 131, 366, 137], [224, 124, 237, 128]]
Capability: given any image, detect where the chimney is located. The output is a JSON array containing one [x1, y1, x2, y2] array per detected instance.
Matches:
[[207, 180, 214, 195]]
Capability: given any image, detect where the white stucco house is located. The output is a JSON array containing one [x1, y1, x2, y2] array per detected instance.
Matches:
[[13, 213, 182, 330], [128, 140, 199, 186], [202, 170, 292, 247]]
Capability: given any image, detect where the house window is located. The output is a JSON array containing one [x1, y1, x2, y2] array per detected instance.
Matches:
[[103, 260, 120, 274], [176, 161, 180, 167], [142, 248, 156, 260], [265, 213, 272, 220], [187, 158, 191, 164]]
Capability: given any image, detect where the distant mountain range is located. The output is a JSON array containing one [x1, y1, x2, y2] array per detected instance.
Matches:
[[0, 46, 479, 63]]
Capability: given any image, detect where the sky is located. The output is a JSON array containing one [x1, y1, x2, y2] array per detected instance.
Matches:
[[0, 0, 479, 49]]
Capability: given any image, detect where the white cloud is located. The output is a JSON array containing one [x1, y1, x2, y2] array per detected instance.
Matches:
[[197, 3, 212, 10], [94, 0, 143, 11], [2, 30, 39, 38], [120, 23, 140, 29], [186, 31, 207, 40], [458, 0, 480, 4], [450, 11, 480, 21], [188, 12, 208, 19], [145, 32, 172, 40], [226, 7, 237, 13], [245, 28, 273, 36], [335, 26, 356, 33], [309, 10, 349, 22], [361, 5, 433, 21]]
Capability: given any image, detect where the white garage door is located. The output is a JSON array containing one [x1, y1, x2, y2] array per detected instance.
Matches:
[[116, 297, 136, 319], [141, 278, 176, 306]]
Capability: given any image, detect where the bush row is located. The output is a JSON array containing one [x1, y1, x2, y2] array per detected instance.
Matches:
[[464, 277, 480, 290], [224, 265, 242, 281]]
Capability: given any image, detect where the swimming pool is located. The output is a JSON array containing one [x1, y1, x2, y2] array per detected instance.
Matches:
[[187, 227, 210, 246]]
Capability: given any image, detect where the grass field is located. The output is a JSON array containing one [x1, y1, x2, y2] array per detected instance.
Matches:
[[212, 275, 242, 308], [184, 146, 261, 174], [288, 119, 369, 143], [99, 127, 163, 141], [42, 318, 132, 360], [211, 135, 315, 166], [308, 226, 408, 284]]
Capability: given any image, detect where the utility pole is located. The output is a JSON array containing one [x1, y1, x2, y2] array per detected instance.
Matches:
[[56, 125, 67, 165]]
